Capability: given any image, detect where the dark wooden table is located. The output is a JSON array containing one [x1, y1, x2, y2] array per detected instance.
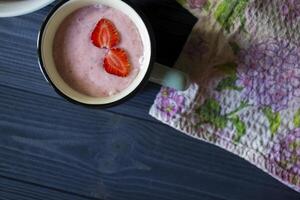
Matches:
[[1, 1, 300, 199]]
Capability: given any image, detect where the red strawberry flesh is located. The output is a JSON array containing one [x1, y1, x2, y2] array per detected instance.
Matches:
[[103, 48, 131, 77], [91, 18, 120, 48]]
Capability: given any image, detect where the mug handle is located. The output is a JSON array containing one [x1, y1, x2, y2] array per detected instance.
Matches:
[[149, 62, 189, 91]]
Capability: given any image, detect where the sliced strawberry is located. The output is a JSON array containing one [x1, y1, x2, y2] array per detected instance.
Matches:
[[91, 18, 120, 48], [103, 48, 131, 77]]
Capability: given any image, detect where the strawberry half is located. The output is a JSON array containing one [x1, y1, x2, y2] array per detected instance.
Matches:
[[91, 18, 120, 48], [103, 48, 131, 77]]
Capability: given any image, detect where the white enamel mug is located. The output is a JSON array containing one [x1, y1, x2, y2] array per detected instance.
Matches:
[[38, 0, 189, 107]]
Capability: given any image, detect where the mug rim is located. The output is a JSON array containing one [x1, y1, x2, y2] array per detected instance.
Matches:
[[37, 0, 156, 108]]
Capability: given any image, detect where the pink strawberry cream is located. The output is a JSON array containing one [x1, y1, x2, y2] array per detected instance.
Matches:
[[53, 5, 144, 97]]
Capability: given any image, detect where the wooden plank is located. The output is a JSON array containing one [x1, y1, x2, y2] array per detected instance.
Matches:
[[0, 176, 99, 200], [1, 85, 300, 200]]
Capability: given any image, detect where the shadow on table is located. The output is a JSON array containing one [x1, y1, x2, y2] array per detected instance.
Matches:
[[129, 0, 197, 67]]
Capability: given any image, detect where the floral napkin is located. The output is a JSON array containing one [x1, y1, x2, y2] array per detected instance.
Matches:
[[149, 0, 300, 192]]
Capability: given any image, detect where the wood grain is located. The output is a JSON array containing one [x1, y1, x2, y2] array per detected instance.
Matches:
[[1, 85, 300, 200], [0, 1, 300, 200], [0, 176, 98, 200]]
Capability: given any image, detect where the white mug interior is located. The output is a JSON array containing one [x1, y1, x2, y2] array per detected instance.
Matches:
[[40, 0, 152, 105]]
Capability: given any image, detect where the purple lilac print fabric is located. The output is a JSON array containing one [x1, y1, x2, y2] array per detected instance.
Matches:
[[280, 0, 300, 22], [187, 0, 208, 9], [150, 0, 300, 192], [237, 39, 300, 112]]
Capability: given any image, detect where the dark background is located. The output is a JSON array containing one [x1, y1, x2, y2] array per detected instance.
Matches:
[[0, 0, 300, 199]]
